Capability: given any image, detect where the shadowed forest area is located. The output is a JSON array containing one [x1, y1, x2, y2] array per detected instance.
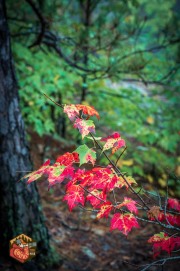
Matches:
[[0, 0, 180, 270]]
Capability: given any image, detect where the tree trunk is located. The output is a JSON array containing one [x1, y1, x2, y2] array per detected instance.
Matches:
[[0, 1, 61, 269]]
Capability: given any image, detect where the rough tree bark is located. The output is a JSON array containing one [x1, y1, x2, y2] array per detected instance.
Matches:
[[0, 1, 61, 269]]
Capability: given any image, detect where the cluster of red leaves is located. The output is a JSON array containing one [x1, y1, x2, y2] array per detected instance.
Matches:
[[147, 201, 180, 257], [148, 232, 180, 258], [23, 150, 139, 236], [147, 202, 180, 227], [168, 198, 180, 212], [23, 103, 180, 259], [24, 152, 78, 187]]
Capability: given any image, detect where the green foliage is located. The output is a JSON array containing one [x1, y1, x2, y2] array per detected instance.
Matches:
[[13, 42, 80, 136], [7, 0, 180, 192]]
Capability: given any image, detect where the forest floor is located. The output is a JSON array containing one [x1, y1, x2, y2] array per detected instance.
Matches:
[[1, 132, 179, 271], [30, 132, 179, 271]]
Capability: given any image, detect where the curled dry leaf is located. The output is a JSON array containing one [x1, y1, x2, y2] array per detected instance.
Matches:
[[147, 206, 161, 220]]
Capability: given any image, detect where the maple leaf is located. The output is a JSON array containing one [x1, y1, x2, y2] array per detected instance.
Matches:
[[86, 189, 107, 208], [63, 104, 79, 121], [148, 232, 180, 258], [104, 175, 119, 193], [75, 169, 94, 187], [63, 184, 85, 211], [148, 210, 180, 227], [56, 152, 79, 166], [147, 206, 161, 220], [47, 163, 75, 187], [90, 167, 118, 193], [74, 144, 96, 166], [117, 197, 138, 214], [167, 198, 180, 212], [101, 132, 125, 154], [165, 213, 180, 226], [110, 213, 139, 235], [24, 159, 51, 184], [65, 169, 85, 190], [63, 104, 100, 122], [76, 104, 100, 120], [176, 215, 180, 226], [73, 118, 95, 139], [115, 176, 137, 189], [97, 201, 113, 219]]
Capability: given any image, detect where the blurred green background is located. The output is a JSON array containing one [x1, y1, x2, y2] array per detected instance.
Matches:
[[7, 0, 180, 196]]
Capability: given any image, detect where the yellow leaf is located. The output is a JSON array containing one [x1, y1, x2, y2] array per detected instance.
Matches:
[[175, 166, 180, 177], [54, 75, 60, 83], [158, 178, 166, 188], [122, 159, 134, 166], [117, 159, 134, 167], [147, 175, 153, 184], [146, 116, 154, 124], [28, 101, 34, 106], [27, 66, 33, 72]]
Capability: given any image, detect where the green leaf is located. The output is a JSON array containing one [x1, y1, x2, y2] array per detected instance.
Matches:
[[74, 144, 96, 166]]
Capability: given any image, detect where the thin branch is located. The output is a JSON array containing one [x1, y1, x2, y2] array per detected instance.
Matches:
[[79, 184, 106, 203], [140, 256, 180, 271], [43, 40, 100, 73], [115, 146, 127, 166], [43, 93, 63, 108], [118, 39, 180, 64], [25, 0, 48, 47]]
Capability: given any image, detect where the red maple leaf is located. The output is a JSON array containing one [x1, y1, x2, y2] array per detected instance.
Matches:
[[63, 184, 85, 211], [47, 163, 75, 187], [63, 104, 80, 121], [110, 213, 139, 235], [97, 201, 113, 219], [117, 197, 138, 214], [149, 210, 180, 227], [73, 118, 95, 139], [101, 132, 125, 154], [56, 152, 79, 166], [76, 169, 94, 187], [86, 189, 107, 208], [148, 232, 180, 258], [65, 169, 85, 190], [25, 159, 51, 184], [166, 213, 180, 226], [90, 167, 118, 193], [167, 198, 180, 212]]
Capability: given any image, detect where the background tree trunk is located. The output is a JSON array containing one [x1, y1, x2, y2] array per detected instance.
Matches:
[[0, 1, 61, 269]]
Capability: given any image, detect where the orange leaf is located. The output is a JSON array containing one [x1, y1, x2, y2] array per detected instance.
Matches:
[[76, 104, 100, 120]]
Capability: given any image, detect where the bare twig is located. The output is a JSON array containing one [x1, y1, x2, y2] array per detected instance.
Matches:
[[115, 146, 127, 166], [140, 256, 180, 271]]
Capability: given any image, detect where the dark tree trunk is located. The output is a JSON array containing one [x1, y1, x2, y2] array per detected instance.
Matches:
[[0, 1, 61, 269]]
